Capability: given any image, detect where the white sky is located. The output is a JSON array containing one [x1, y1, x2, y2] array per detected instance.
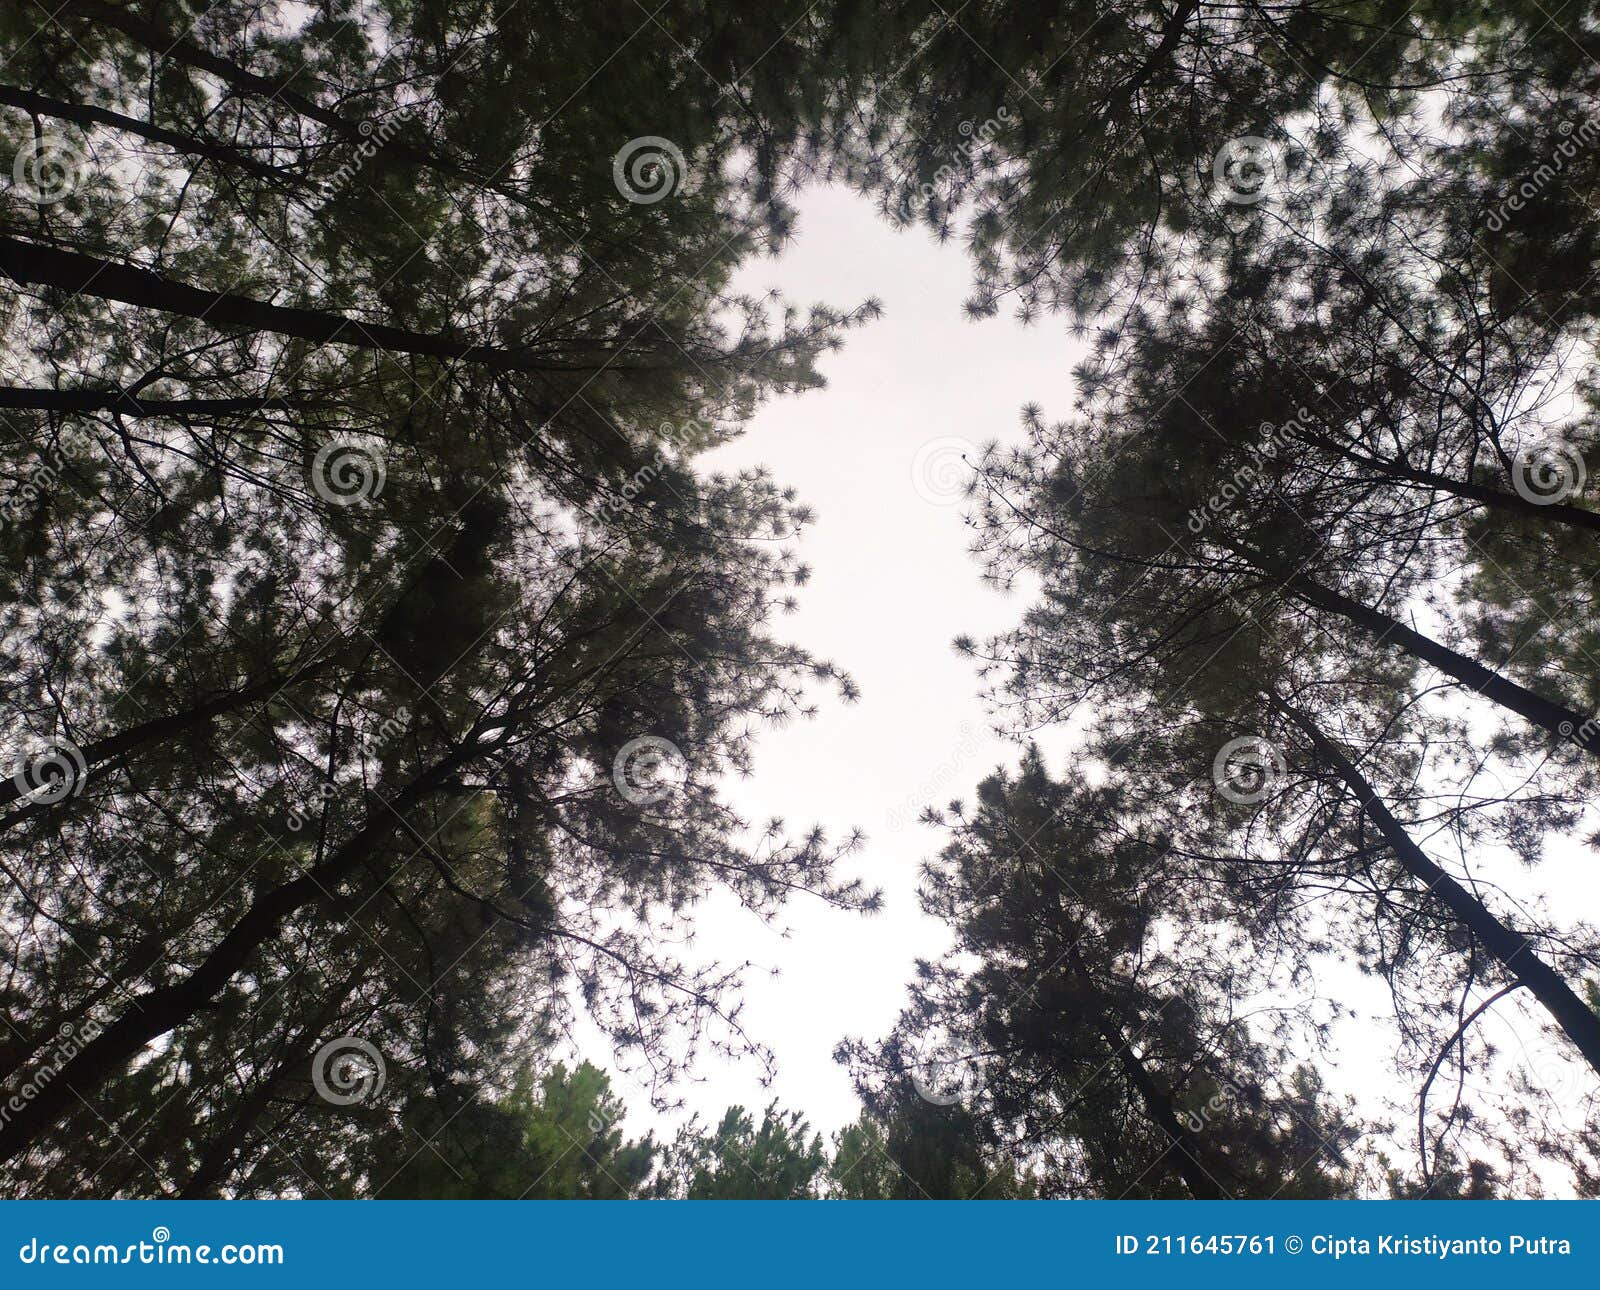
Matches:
[[576, 184, 1598, 1184], [575, 181, 1079, 1137]]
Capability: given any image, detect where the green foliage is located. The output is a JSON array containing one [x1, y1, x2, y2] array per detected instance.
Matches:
[[374, 1063, 657, 1200], [829, 1105, 1037, 1199], [3, 0, 1599, 1201], [840, 752, 1366, 1199], [0, 0, 875, 1197], [652, 1103, 827, 1200]]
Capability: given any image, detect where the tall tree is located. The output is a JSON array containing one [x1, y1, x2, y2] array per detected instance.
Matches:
[[0, 0, 878, 1196], [842, 754, 1366, 1199], [650, 1103, 827, 1200]]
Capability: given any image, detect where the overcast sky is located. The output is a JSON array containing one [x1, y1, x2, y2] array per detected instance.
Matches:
[[567, 182, 1080, 1135], [576, 182, 1596, 1162]]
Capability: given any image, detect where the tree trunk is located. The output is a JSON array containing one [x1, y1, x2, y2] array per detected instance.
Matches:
[[0, 84, 291, 182], [0, 237, 672, 375], [0, 745, 476, 1166], [62, 0, 507, 196], [1279, 698, 1600, 1075], [177, 970, 367, 1198], [1281, 569, 1600, 756], [1298, 431, 1600, 536], [0, 662, 327, 816], [1066, 941, 1228, 1199], [63, 1, 377, 142], [3, 504, 505, 837]]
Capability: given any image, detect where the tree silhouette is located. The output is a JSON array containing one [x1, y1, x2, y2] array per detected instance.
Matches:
[[4, 0, 1599, 1199], [0, 0, 875, 1195], [841, 753, 1366, 1198]]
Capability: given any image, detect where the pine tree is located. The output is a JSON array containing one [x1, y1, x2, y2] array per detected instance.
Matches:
[[841, 753, 1365, 1198], [0, 1, 877, 1195]]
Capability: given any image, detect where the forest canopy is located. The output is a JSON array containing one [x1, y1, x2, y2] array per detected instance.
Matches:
[[0, 0, 1597, 1198]]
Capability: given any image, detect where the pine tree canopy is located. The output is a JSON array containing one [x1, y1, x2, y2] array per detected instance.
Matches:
[[1, 0, 1597, 1199]]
